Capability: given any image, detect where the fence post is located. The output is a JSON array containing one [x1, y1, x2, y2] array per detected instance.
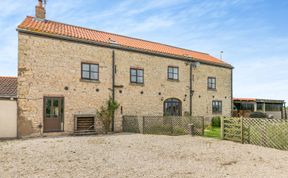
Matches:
[[188, 124, 195, 136], [202, 117, 205, 136], [241, 117, 244, 144], [221, 117, 224, 140], [171, 117, 173, 134], [142, 116, 145, 134]]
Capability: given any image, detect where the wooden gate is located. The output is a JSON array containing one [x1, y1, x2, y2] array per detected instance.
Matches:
[[221, 117, 243, 143]]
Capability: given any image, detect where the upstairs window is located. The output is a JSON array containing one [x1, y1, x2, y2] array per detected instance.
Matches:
[[208, 77, 216, 90], [81, 63, 99, 81], [130, 68, 144, 84], [168, 66, 179, 80], [212, 100, 222, 114]]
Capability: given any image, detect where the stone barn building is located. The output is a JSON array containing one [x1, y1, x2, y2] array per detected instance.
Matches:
[[16, 1, 233, 137]]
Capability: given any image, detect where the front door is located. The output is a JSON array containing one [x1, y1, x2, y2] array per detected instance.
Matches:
[[44, 97, 64, 132]]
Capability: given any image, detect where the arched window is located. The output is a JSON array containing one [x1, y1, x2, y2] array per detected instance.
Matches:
[[164, 98, 182, 116]]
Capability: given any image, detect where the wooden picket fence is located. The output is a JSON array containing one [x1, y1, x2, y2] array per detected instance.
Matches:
[[221, 117, 288, 150]]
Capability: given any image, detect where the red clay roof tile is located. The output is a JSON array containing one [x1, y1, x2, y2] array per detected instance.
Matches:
[[18, 16, 231, 67], [233, 98, 257, 102], [0, 76, 17, 98]]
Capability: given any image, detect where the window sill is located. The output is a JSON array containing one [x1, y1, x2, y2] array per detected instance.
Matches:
[[130, 83, 144, 86], [43, 130, 64, 133], [212, 112, 222, 115], [80, 79, 100, 83], [167, 79, 180, 82], [208, 89, 217, 91]]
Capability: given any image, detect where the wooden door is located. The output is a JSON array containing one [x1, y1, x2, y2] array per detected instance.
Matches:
[[44, 97, 64, 132]]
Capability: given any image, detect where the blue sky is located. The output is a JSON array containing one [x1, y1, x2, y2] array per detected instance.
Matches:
[[0, 0, 288, 102]]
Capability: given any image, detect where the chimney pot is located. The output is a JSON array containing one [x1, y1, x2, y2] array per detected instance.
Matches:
[[35, 0, 46, 19]]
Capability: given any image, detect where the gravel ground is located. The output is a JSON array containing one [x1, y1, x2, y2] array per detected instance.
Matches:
[[0, 133, 288, 178]]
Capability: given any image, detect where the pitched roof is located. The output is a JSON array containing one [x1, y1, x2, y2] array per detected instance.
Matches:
[[17, 16, 232, 68], [0, 76, 17, 98]]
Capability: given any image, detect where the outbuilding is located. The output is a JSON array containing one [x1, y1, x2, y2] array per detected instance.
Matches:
[[233, 98, 287, 119], [0, 76, 17, 138]]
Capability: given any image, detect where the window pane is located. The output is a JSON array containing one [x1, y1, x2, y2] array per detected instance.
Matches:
[[131, 69, 136, 76], [82, 64, 89, 71], [173, 73, 178, 79], [168, 73, 173, 79], [45, 99, 51, 118], [168, 67, 173, 73], [138, 70, 143, 77], [53, 99, 59, 117], [91, 64, 98, 72], [82, 71, 90, 79], [137, 76, 143, 83], [131, 76, 137, 82], [173, 68, 178, 74], [91, 72, 98, 80], [61, 98, 64, 121]]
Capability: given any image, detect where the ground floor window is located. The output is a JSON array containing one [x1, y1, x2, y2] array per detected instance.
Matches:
[[164, 98, 182, 116], [212, 100, 222, 114]]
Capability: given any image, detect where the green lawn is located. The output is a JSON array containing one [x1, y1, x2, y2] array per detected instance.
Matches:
[[204, 127, 221, 139]]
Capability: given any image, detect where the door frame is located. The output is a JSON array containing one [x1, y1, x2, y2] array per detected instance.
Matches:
[[43, 96, 65, 133]]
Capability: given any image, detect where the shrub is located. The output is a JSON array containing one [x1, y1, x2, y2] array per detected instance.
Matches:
[[172, 127, 187, 136], [97, 97, 119, 134], [211, 116, 221, 127], [249, 112, 268, 118]]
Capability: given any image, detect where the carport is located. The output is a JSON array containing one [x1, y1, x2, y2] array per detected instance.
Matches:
[[0, 76, 17, 139]]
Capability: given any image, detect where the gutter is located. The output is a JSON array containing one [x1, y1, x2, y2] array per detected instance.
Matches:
[[231, 69, 233, 116], [189, 64, 193, 116], [17, 28, 234, 69], [112, 50, 115, 132], [284, 102, 287, 120], [0, 96, 17, 100]]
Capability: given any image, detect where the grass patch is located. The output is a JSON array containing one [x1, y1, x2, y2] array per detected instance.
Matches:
[[204, 126, 221, 139]]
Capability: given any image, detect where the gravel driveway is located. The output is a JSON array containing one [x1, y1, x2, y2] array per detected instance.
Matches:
[[0, 134, 287, 178]]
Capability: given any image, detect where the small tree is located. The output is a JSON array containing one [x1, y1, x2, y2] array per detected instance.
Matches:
[[97, 97, 119, 134]]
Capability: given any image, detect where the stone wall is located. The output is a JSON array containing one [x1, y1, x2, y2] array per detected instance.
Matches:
[[192, 64, 232, 118], [18, 33, 232, 137]]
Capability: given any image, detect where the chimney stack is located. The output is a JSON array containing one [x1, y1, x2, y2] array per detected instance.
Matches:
[[35, 0, 46, 19]]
